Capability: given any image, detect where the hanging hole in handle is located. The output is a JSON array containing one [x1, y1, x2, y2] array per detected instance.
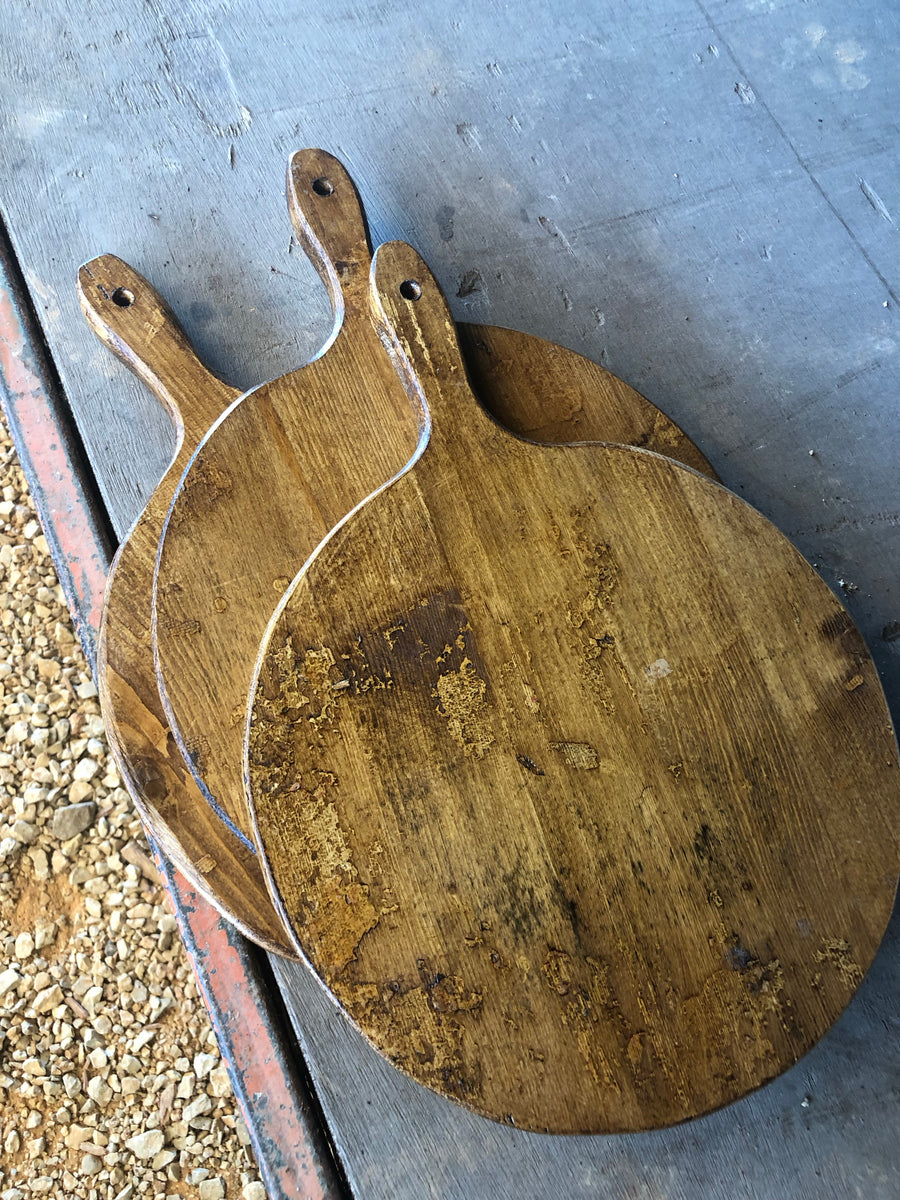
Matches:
[[312, 177, 334, 197], [111, 287, 135, 308], [399, 279, 422, 301]]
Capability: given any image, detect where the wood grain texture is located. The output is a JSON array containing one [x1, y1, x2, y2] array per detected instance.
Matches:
[[85, 206, 712, 959], [153, 148, 422, 845], [4, 0, 899, 1191], [153, 150, 715, 859], [248, 241, 899, 1134], [82, 254, 298, 957]]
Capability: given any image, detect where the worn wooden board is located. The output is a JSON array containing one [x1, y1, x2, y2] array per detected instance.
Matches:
[[153, 149, 715, 862], [1, 0, 898, 1193], [248, 241, 898, 1133], [86, 244, 713, 957], [80, 252, 299, 955], [153, 148, 423, 845]]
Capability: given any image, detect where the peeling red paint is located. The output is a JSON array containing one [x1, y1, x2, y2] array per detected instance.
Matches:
[[159, 855, 343, 1199], [0, 248, 346, 1200], [0, 284, 108, 659]]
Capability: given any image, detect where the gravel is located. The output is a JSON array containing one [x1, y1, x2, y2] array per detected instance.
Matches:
[[0, 415, 268, 1197]]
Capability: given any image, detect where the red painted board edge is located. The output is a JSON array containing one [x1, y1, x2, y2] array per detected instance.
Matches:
[[0, 218, 349, 1200]]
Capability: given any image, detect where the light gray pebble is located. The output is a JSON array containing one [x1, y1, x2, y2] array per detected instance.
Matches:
[[72, 756, 100, 781], [32, 983, 63, 1014], [68, 779, 93, 804], [125, 1128, 165, 1159], [5, 719, 29, 744], [82, 1025, 104, 1049], [81, 1152, 103, 1175], [14, 931, 34, 958], [0, 967, 21, 997], [183, 1094, 213, 1121], [52, 800, 97, 840], [199, 1180, 226, 1200], [87, 1076, 112, 1105], [194, 1052, 218, 1078], [209, 1063, 231, 1098], [0, 835, 22, 859], [9, 820, 37, 844], [33, 919, 57, 948]]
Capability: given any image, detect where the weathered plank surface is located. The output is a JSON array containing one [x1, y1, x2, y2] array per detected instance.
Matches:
[[1, 0, 898, 1194]]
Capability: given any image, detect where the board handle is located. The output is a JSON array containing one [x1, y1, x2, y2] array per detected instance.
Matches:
[[286, 149, 374, 315], [370, 240, 489, 440], [78, 255, 241, 436]]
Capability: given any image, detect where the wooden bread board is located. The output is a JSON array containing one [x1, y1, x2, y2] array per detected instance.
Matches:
[[152, 149, 714, 866], [246, 241, 899, 1134], [86, 202, 713, 955], [81, 253, 293, 955]]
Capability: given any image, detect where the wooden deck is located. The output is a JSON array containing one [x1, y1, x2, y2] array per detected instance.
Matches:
[[0, 2, 897, 1195]]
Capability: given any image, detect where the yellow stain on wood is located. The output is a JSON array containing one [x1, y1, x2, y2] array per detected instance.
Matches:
[[169, 454, 233, 525], [333, 969, 483, 1101], [164, 617, 201, 637], [297, 646, 339, 732], [815, 938, 863, 987], [434, 656, 494, 758], [292, 775, 379, 975], [581, 636, 616, 713], [550, 741, 599, 770], [541, 950, 621, 1090]]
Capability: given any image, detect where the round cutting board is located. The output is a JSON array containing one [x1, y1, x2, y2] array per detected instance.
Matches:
[[85, 241, 714, 955], [247, 241, 900, 1133], [152, 149, 714, 866]]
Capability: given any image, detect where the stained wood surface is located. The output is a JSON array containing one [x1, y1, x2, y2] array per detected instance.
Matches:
[[4, 0, 899, 1193], [154, 150, 715, 860], [86, 243, 713, 959], [153, 148, 421, 844], [248, 241, 899, 1134], [82, 254, 298, 956]]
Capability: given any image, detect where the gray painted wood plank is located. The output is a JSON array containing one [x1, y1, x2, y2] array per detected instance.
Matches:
[[1, 1, 897, 1195]]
